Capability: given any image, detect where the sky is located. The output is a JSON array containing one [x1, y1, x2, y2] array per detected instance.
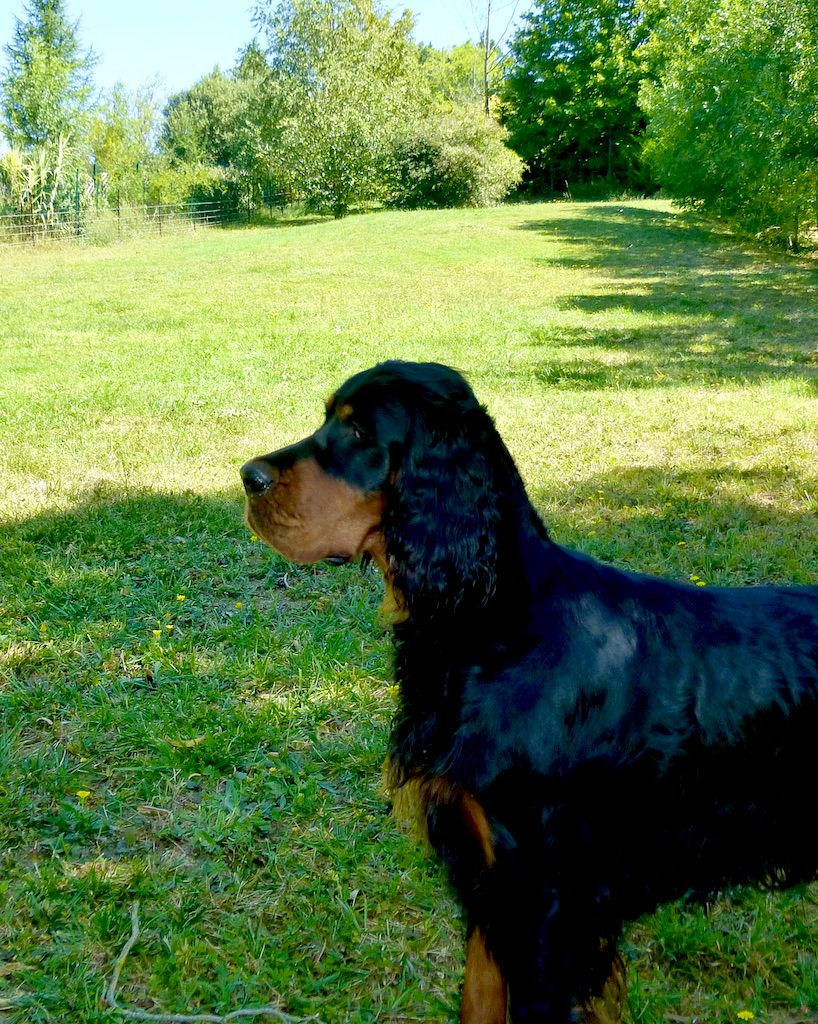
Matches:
[[0, 0, 523, 99]]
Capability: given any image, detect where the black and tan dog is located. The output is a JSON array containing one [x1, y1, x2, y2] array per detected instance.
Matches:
[[241, 360, 818, 1024]]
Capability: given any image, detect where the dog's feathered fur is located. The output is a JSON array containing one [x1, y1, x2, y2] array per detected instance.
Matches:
[[241, 360, 818, 1024]]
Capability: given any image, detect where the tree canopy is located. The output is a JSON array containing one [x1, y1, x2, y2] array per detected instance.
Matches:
[[502, 0, 654, 191], [1, 0, 96, 152], [251, 0, 429, 216]]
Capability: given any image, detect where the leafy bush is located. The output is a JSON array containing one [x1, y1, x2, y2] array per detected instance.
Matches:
[[142, 162, 231, 207], [387, 108, 523, 209]]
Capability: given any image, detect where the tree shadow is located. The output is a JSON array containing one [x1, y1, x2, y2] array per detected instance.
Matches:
[[516, 203, 818, 390], [530, 461, 818, 587], [1, 486, 387, 775], [2, 485, 376, 630], [0, 489, 437, 1024]]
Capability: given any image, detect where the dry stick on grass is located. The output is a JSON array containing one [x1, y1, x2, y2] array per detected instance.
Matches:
[[104, 903, 326, 1024]]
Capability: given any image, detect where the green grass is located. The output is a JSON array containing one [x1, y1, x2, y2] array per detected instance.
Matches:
[[2, 199, 818, 1023]]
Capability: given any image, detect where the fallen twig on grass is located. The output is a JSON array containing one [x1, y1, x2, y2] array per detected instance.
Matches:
[[104, 903, 326, 1024]]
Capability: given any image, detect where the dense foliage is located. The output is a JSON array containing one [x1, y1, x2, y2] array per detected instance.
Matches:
[[160, 49, 276, 209], [387, 107, 523, 209], [251, 0, 427, 216], [419, 41, 502, 110], [502, 0, 654, 193], [640, 0, 818, 245]]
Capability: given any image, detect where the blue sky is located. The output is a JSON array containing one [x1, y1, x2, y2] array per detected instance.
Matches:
[[0, 0, 522, 99]]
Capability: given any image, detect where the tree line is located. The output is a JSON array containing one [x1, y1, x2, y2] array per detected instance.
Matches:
[[2, 0, 816, 244]]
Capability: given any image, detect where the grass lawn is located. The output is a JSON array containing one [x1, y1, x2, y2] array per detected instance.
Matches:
[[2, 199, 818, 1024]]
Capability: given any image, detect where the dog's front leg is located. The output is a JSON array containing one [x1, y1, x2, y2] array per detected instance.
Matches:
[[461, 925, 507, 1024], [576, 951, 626, 1024], [475, 866, 620, 1024]]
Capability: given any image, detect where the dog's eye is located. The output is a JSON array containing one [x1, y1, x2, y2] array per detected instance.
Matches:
[[350, 423, 366, 441]]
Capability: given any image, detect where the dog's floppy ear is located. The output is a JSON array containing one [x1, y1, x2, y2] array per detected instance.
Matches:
[[382, 391, 507, 615]]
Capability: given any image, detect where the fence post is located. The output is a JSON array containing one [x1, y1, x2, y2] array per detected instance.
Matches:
[[75, 170, 81, 237]]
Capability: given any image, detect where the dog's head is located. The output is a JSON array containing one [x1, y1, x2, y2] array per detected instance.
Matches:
[[241, 361, 523, 615]]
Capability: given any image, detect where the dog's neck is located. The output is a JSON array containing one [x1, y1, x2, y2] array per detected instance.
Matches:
[[382, 495, 558, 782], [361, 531, 411, 625], [375, 494, 555, 629]]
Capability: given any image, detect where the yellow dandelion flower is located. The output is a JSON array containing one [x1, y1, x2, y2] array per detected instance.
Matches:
[[176, 594, 186, 602], [165, 624, 174, 631], [695, 581, 707, 587], [235, 601, 243, 609], [737, 1012, 755, 1021], [152, 629, 162, 637], [677, 540, 687, 547], [690, 575, 701, 582], [75, 790, 91, 800]]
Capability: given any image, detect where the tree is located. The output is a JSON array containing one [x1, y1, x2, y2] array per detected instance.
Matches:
[[502, 0, 654, 192], [419, 41, 504, 110], [160, 47, 291, 209], [89, 82, 159, 201], [1, 0, 97, 152], [252, 0, 428, 216], [162, 69, 253, 168], [639, 0, 818, 245]]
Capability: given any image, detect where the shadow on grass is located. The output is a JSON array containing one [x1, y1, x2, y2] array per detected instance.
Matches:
[[531, 461, 818, 587], [1, 487, 387, 780], [0, 489, 447, 1024], [1, 486, 376, 639], [5, 463, 817, 697], [518, 203, 818, 390]]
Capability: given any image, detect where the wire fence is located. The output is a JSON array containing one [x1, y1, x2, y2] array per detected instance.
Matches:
[[0, 197, 249, 248]]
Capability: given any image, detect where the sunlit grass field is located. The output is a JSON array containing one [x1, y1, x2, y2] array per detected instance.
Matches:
[[2, 200, 818, 1023]]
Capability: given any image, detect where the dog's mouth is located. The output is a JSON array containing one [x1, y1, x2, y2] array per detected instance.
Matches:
[[244, 500, 379, 567]]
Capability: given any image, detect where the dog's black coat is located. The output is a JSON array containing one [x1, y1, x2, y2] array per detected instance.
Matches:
[[248, 361, 818, 1023]]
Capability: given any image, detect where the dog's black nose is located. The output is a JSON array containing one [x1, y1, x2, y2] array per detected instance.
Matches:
[[240, 459, 278, 495]]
